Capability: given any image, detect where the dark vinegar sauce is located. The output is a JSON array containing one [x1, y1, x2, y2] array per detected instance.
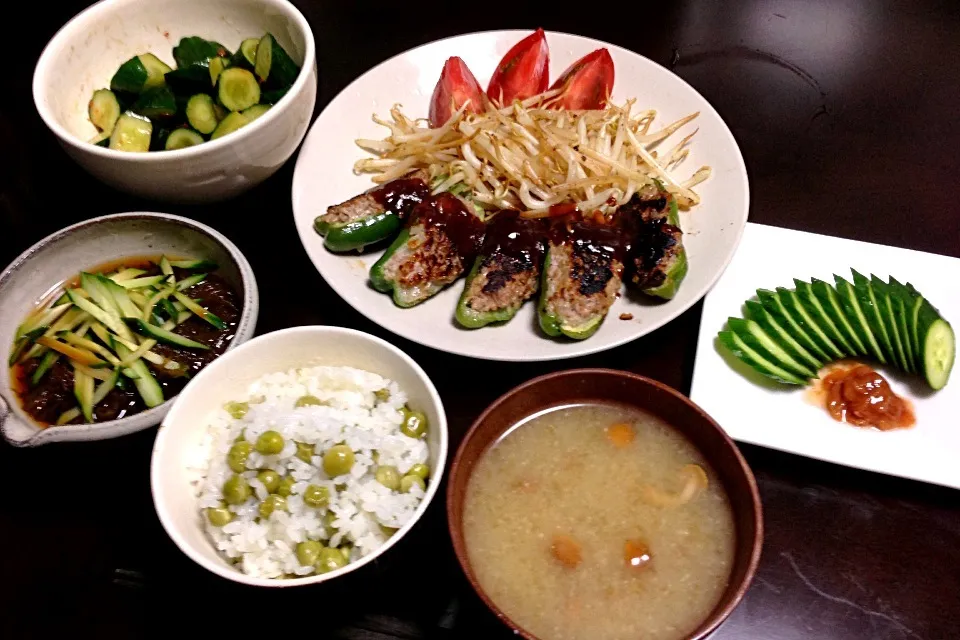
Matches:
[[10, 256, 241, 427]]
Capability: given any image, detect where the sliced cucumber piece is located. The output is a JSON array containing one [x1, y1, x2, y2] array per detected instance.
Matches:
[[254, 33, 300, 88], [92, 369, 121, 406], [217, 68, 260, 112], [111, 53, 171, 93], [243, 104, 271, 122], [234, 38, 259, 69], [728, 317, 816, 379], [718, 331, 806, 385], [776, 287, 845, 360], [743, 300, 823, 370], [210, 111, 250, 140], [834, 275, 886, 363], [209, 56, 230, 86], [163, 66, 210, 95], [794, 279, 855, 357], [132, 86, 178, 119], [851, 270, 893, 363], [173, 291, 225, 329], [74, 367, 95, 422], [811, 278, 867, 356], [757, 289, 831, 362], [889, 277, 920, 369], [125, 318, 209, 350], [260, 87, 289, 105], [186, 94, 219, 135], [80, 272, 121, 316], [114, 275, 165, 289], [169, 259, 217, 270], [175, 273, 206, 291], [31, 351, 59, 386], [165, 128, 205, 150], [173, 36, 229, 69], [920, 316, 955, 390], [108, 112, 152, 152], [870, 275, 910, 373], [113, 342, 164, 408], [66, 289, 133, 342], [89, 89, 121, 135], [888, 285, 915, 373]]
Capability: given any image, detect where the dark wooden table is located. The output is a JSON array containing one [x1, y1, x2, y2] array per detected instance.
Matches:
[[2, 1, 958, 638]]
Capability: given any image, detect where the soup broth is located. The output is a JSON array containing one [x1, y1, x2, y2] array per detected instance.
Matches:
[[463, 404, 736, 640]]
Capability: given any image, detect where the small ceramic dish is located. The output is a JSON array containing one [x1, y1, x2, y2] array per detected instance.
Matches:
[[0, 212, 258, 447], [151, 325, 448, 587], [32, 0, 317, 202], [447, 368, 763, 640]]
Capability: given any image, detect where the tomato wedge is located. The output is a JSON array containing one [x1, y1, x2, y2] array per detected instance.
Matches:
[[548, 48, 615, 110], [486, 28, 550, 106], [428, 57, 487, 127]]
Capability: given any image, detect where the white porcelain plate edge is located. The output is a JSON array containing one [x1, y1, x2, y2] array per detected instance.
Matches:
[[292, 30, 749, 361], [691, 222, 960, 489]]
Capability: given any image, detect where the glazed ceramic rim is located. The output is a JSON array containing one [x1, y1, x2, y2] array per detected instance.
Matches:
[[446, 368, 763, 640], [31, 0, 315, 162], [0, 211, 259, 446], [150, 325, 449, 587]]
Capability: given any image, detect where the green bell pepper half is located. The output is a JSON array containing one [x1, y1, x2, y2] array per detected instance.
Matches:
[[314, 210, 402, 253], [640, 198, 687, 300], [455, 257, 521, 328], [536, 248, 605, 340]]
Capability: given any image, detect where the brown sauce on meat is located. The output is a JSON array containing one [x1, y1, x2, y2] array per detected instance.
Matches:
[[10, 257, 241, 427], [371, 177, 430, 220], [412, 192, 486, 261], [478, 211, 547, 293], [810, 362, 915, 430]]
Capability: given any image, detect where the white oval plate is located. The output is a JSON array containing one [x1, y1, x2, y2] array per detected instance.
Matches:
[[292, 30, 749, 362]]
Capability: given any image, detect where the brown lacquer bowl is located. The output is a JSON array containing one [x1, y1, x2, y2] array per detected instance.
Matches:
[[447, 368, 763, 640]]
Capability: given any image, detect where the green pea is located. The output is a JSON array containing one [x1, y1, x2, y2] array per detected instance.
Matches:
[[255, 430, 284, 455], [224, 401, 249, 419], [340, 545, 354, 563], [277, 476, 296, 497], [316, 547, 348, 573], [303, 484, 330, 508], [295, 442, 315, 463], [206, 506, 234, 527], [374, 388, 391, 403], [371, 450, 380, 464], [400, 408, 427, 439], [400, 475, 426, 494], [375, 465, 401, 491], [295, 540, 323, 566], [407, 463, 430, 480], [380, 524, 399, 537], [322, 445, 355, 477], [223, 475, 252, 505], [227, 441, 252, 473], [257, 469, 280, 493], [258, 494, 287, 519], [295, 395, 325, 408], [323, 511, 338, 533], [233, 430, 247, 443]]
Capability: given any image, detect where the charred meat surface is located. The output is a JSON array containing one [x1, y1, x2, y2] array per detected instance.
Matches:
[[456, 211, 547, 327], [538, 217, 626, 339], [628, 220, 684, 290], [370, 192, 485, 307]]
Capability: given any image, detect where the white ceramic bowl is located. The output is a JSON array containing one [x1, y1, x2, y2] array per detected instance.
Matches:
[[0, 212, 259, 447], [150, 326, 449, 587], [32, 0, 317, 203]]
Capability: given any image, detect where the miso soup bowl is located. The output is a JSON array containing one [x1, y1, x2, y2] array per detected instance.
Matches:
[[32, 0, 317, 202], [447, 368, 763, 640]]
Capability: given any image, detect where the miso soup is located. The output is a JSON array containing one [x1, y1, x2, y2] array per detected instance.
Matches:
[[463, 403, 736, 640]]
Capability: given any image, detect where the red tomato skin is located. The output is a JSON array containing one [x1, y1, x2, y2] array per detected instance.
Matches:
[[549, 48, 615, 110], [428, 57, 487, 127], [487, 28, 550, 105]]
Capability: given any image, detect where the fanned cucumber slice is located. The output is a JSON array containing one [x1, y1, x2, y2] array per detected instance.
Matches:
[[777, 286, 845, 359], [744, 300, 823, 370], [811, 278, 867, 355], [871, 275, 910, 373], [217, 68, 260, 112], [109, 112, 152, 152], [834, 275, 886, 363], [718, 331, 806, 385], [757, 289, 831, 362], [888, 277, 919, 369], [89, 89, 121, 135], [851, 270, 893, 363], [728, 317, 816, 379], [794, 279, 855, 356]]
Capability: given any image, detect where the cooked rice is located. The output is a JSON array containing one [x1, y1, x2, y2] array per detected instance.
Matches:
[[194, 365, 430, 579]]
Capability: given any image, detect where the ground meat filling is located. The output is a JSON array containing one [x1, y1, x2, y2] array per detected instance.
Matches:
[[321, 169, 430, 226], [380, 224, 464, 304], [629, 221, 682, 289], [464, 254, 540, 314], [545, 243, 622, 329]]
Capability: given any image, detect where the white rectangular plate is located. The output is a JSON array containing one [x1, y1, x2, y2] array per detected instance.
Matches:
[[691, 222, 960, 489]]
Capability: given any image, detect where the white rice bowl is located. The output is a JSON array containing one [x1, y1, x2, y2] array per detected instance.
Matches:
[[195, 365, 430, 579]]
